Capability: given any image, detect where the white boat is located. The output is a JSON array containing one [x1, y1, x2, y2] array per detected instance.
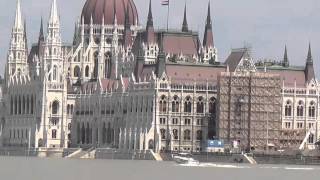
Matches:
[[172, 153, 200, 165]]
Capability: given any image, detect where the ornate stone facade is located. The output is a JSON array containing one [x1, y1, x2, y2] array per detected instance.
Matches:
[[0, 0, 318, 153]]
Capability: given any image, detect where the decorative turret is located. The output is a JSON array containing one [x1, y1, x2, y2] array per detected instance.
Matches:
[[182, 4, 189, 32], [38, 17, 45, 56], [203, 2, 214, 48], [44, 0, 63, 83], [146, 0, 155, 44], [201, 2, 217, 64], [6, 0, 28, 78], [305, 43, 315, 83], [282, 45, 289, 67]]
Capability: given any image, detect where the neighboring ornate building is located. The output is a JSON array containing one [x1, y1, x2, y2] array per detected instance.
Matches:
[[0, 0, 318, 152]]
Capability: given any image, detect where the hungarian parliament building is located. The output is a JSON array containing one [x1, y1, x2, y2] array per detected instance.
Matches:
[[0, 0, 319, 153]]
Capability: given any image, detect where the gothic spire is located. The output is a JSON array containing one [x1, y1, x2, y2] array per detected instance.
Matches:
[[147, 0, 153, 27], [38, 17, 44, 42], [307, 42, 313, 63], [305, 43, 315, 83], [182, 4, 189, 32], [14, 0, 23, 30], [49, 0, 59, 25], [203, 2, 214, 47], [283, 45, 289, 67], [146, 0, 155, 44]]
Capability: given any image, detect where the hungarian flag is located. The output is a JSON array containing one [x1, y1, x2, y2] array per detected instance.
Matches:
[[161, 0, 169, 6]]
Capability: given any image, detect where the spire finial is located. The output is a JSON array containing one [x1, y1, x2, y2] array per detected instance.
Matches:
[[283, 45, 289, 67], [14, 0, 23, 30], [203, 1, 214, 47], [182, 3, 189, 32], [49, 0, 59, 25], [147, 0, 153, 27], [307, 42, 313, 63], [206, 1, 212, 29]]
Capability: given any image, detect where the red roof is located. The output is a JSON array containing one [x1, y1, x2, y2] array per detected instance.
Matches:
[[166, 63, 226, 83], [81, 0, 139, 25], [162, 32, 200, 56]]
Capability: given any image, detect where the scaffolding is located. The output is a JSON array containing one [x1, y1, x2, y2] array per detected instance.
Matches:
[[217, 71, 282, 151]]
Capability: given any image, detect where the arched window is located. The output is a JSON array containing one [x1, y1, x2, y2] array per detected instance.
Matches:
[[209, 97, 216, 114], [285, 100, 292, 117], [74, 66, 81, 78], [105, 52, 112, 78], [184, 129, 191, 140], [196, 130, 203, 141], [160, 129, 166, 139], [52, 129, 57, 139], [52, 101, 59, 115], [297, 101, 304, 117], [93, 52, 99, 78], [309, 101, 316, 118], [172, 96, 179, 112], [173, 129, 179, 140], [53, 65, 57, 81], [196, 97, 204, 113], [184, 96, 192, 113], [85, 66, 89, 77], [159, 95, 167, 113]]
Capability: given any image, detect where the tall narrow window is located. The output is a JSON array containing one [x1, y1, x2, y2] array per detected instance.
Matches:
[[309, 101, 316, 118], [53, 65, 57, 81], [184, 96, 192, 113], [173, 129, 179, 140], [285, 100, 292, 117], [74, 66, 81, 78], [85, 66, 89, 77], [196, 97, 204, 113], [159, 95, 167, 113], [297, 101, 304, 117], [52, 101, 59, 115], [52, 129, 57, 139], [209, 97, 216, 114], [160, 129, 166, 139], [172, 96, 179, 112], [184, 130, 191, 140]]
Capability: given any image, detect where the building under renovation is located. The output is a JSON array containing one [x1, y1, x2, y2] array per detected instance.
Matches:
[[0, 0, 319, 153]]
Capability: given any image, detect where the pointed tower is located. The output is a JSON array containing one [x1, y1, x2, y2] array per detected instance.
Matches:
[[124, 4, 132, 48], [38, 17, 45, 57], [182, 4, 189, 32], [282, 45, 289, 67], [43, 0, 63, 83], [305, 43, 315, 83], [38, 0, 67, 148], [201, 2, 217, 64], [6, 0, 28, 78], [146, 0, 155, 44], [203, 2, 214, 48]]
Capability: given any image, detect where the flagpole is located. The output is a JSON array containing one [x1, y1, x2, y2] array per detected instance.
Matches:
[[166, 0, 170, 31]]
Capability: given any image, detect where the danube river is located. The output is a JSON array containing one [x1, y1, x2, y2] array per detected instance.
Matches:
[[0, 157, 319, 180]]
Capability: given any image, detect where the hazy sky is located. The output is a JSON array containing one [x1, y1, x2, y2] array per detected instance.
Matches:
[[0, 0, 319, 77]]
